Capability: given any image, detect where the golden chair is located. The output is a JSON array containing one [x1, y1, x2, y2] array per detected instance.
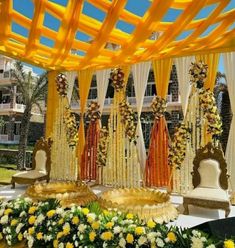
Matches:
[[11, 137, 52, 189], [183, 142, 231, 217]]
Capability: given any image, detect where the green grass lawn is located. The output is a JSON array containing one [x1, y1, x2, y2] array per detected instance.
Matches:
[[0, 166, 18, 185]]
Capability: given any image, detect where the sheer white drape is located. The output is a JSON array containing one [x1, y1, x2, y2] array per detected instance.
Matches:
[[223, 52, 235, 190], [174, 56, 194, 116], [96, 69, 111, 113], [132, 61, 151, 169], [64, 71, 77, 103]]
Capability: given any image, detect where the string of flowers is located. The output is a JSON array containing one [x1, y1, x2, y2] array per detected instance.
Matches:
[[151, 96, 167, 120], [56, 73, 68, 97], [0, 198, 234, 248], [119, 99, 137, 142], [189, 61, 208, 89], [168, 123, 190, 169], [63, 107, 79, 147], [110, 68, 125, 91], [86, 101, 101, 122], [97, 127, 109, 167]]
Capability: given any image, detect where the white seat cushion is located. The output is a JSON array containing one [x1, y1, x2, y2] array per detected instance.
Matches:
[[184, 187, 229, 202], [13, 170, 47, 179], [35, 150, 47, 173]]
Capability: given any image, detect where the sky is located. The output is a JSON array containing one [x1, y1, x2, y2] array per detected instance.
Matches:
[[12, 0, 235, 75]]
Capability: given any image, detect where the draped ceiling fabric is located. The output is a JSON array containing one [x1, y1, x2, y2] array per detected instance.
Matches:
[[145, 58, 172, 187], [96, 69, 111, 114], [0, 1, 234, 72], [77, 68, 93, 170], [132, 61, 151, 169], [64, 71, 77, 104], [223, 52, 235, 190]]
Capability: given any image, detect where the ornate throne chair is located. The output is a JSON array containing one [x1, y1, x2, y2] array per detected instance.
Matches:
[[183, 142, 231, 217], [11, 137, 52, 189]]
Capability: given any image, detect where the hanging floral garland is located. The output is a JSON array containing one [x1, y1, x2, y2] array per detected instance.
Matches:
[[55, 73, 68, 97], [119, 99, 137, 141], [151, 96, 167, 120], [189, 61, 208, 89], [110, 68, 125, 91], [97, 127, 109, 167], [87, 101, 101, 122], [168, 123, 190, 169], [63, 107, 79, 147]]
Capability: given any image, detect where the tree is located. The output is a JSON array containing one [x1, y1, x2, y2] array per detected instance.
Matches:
[[12, 62, 47, 169]]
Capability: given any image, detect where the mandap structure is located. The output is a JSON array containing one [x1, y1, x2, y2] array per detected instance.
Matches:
[[0, 0, 235, 190]]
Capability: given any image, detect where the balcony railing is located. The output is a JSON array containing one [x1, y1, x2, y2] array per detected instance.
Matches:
[[0, 134, 21, 144]]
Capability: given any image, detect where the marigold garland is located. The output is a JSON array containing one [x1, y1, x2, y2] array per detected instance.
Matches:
[[63, 107, 79, 147], [110, 68, 125, 91], [97, 127, 109, 167], [55, 73, 68, 97], [151, 96, 167, 120], [189, 61, 208, 89], [119, 99, 137, 141], [87, 101, 101, 122]]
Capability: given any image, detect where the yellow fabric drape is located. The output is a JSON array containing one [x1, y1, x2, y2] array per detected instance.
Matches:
[[77, 68, 94, 172], [45, 70, 59, 138], [120, 65, 131, 88]]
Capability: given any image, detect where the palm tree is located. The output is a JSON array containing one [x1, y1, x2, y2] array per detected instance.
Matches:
[[12, 62, 48, 169]]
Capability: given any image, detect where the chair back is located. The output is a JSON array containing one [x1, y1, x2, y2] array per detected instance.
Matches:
[[32, 137, 52, 175], [192, 142, 228, 190]]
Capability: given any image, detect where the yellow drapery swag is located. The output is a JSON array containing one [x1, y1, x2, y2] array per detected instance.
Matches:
[[46, 70, 60, 138], [196, 53, 220, 143], [77, 68, 94, 174]]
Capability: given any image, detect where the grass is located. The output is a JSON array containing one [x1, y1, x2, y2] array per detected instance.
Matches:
[[0, 165, 18, 185], [0, 144, 34, 151]]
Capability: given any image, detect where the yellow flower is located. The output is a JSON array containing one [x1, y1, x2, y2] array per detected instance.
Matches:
[[105, 221, 114, 229], [126, 213, 134, 219], [28, 216, 36, 225], [4, 208, 13, 215], [87, 216, 94, 224], [53, 240, 58, 248], [28, 227, 34, 235], [147, 219, 156, 229], [47, 210, 56, 218], [92, 221, 100, 230], [11, 219, 18, 226], [36, 232, 43, 240], [58, 218, 64, 225], [63, 225, 71, 235], [66, 242, 74, 248], [167, 232, 177, 243], [126, 233, 134, 244], [28, 206, 37, 215], [103, 210, 110, 216], [89, 231, 96, 242], [101, 231, 113, 241], [18, 233, 23, 241], [224, 240, 235, 248], [0, 232, 3, 240], [72, 216, 79, 225], [82, 208, 89, 215], [135, 226, 145, 235], [57, 232, 63, 239]]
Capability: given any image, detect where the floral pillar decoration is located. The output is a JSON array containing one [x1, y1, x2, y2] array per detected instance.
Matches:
[[101, 67, 141, 187], [145, 59, 172, 187], [80, 101, 101, 181], [50, 73, 78, 181]]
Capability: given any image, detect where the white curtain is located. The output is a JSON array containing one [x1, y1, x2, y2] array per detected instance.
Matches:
[[223, 52, 235, 190], [174, 56, 194, 116], [132, 61, 151, 169], [64, 71, 77, 103], [96, 69, 111, 113]]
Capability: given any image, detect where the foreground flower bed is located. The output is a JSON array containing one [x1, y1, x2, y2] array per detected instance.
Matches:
[[0, 198, 234, 248]]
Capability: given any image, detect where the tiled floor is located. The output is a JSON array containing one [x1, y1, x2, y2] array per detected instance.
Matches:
[[0, 184, 234, 229]]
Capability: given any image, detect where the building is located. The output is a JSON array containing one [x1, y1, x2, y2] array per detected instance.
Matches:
[[0, 55, 44, 144]]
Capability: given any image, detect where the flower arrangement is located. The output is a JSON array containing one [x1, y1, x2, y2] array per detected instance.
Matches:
[[63, 107, 79, 147], [151, 96, 167, 120], [86, 101, 101, 122], [168, 122, 190, 169], [189, 61, 208, 89], [56, 73, 68, 97], [119, 99, 137, 141], [97, 126, 109, 167], [110, 68, 125, 91], [0, 198, 234, 248]]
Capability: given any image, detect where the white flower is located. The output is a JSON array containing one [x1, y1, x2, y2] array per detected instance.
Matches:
[[16, 223, 24, 234], [113, 226, 122, 234], [75, 241, 78, 247], [191, 236, 204, 248], [183, 234, 188, 239], [28, 237, 34, 248], [87, 213, 96, 221], [0, 209, 4, 217], [58, 243, 64, 248], [201, 237, 207, 242], [156, 237, 165, 247], [119, 238, 126, 248], [20, 211, 26, 217], [78, 224, 86, 233], [206, 245, 216, 248], [35, 214, 45, 225], [103, 242, 107, 248], [56, 207, 64, 215], [112, 216, 118, 222], [192, 230, 201, 238], [138, 236, 147, 246], [1, 215, 8, 224]]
